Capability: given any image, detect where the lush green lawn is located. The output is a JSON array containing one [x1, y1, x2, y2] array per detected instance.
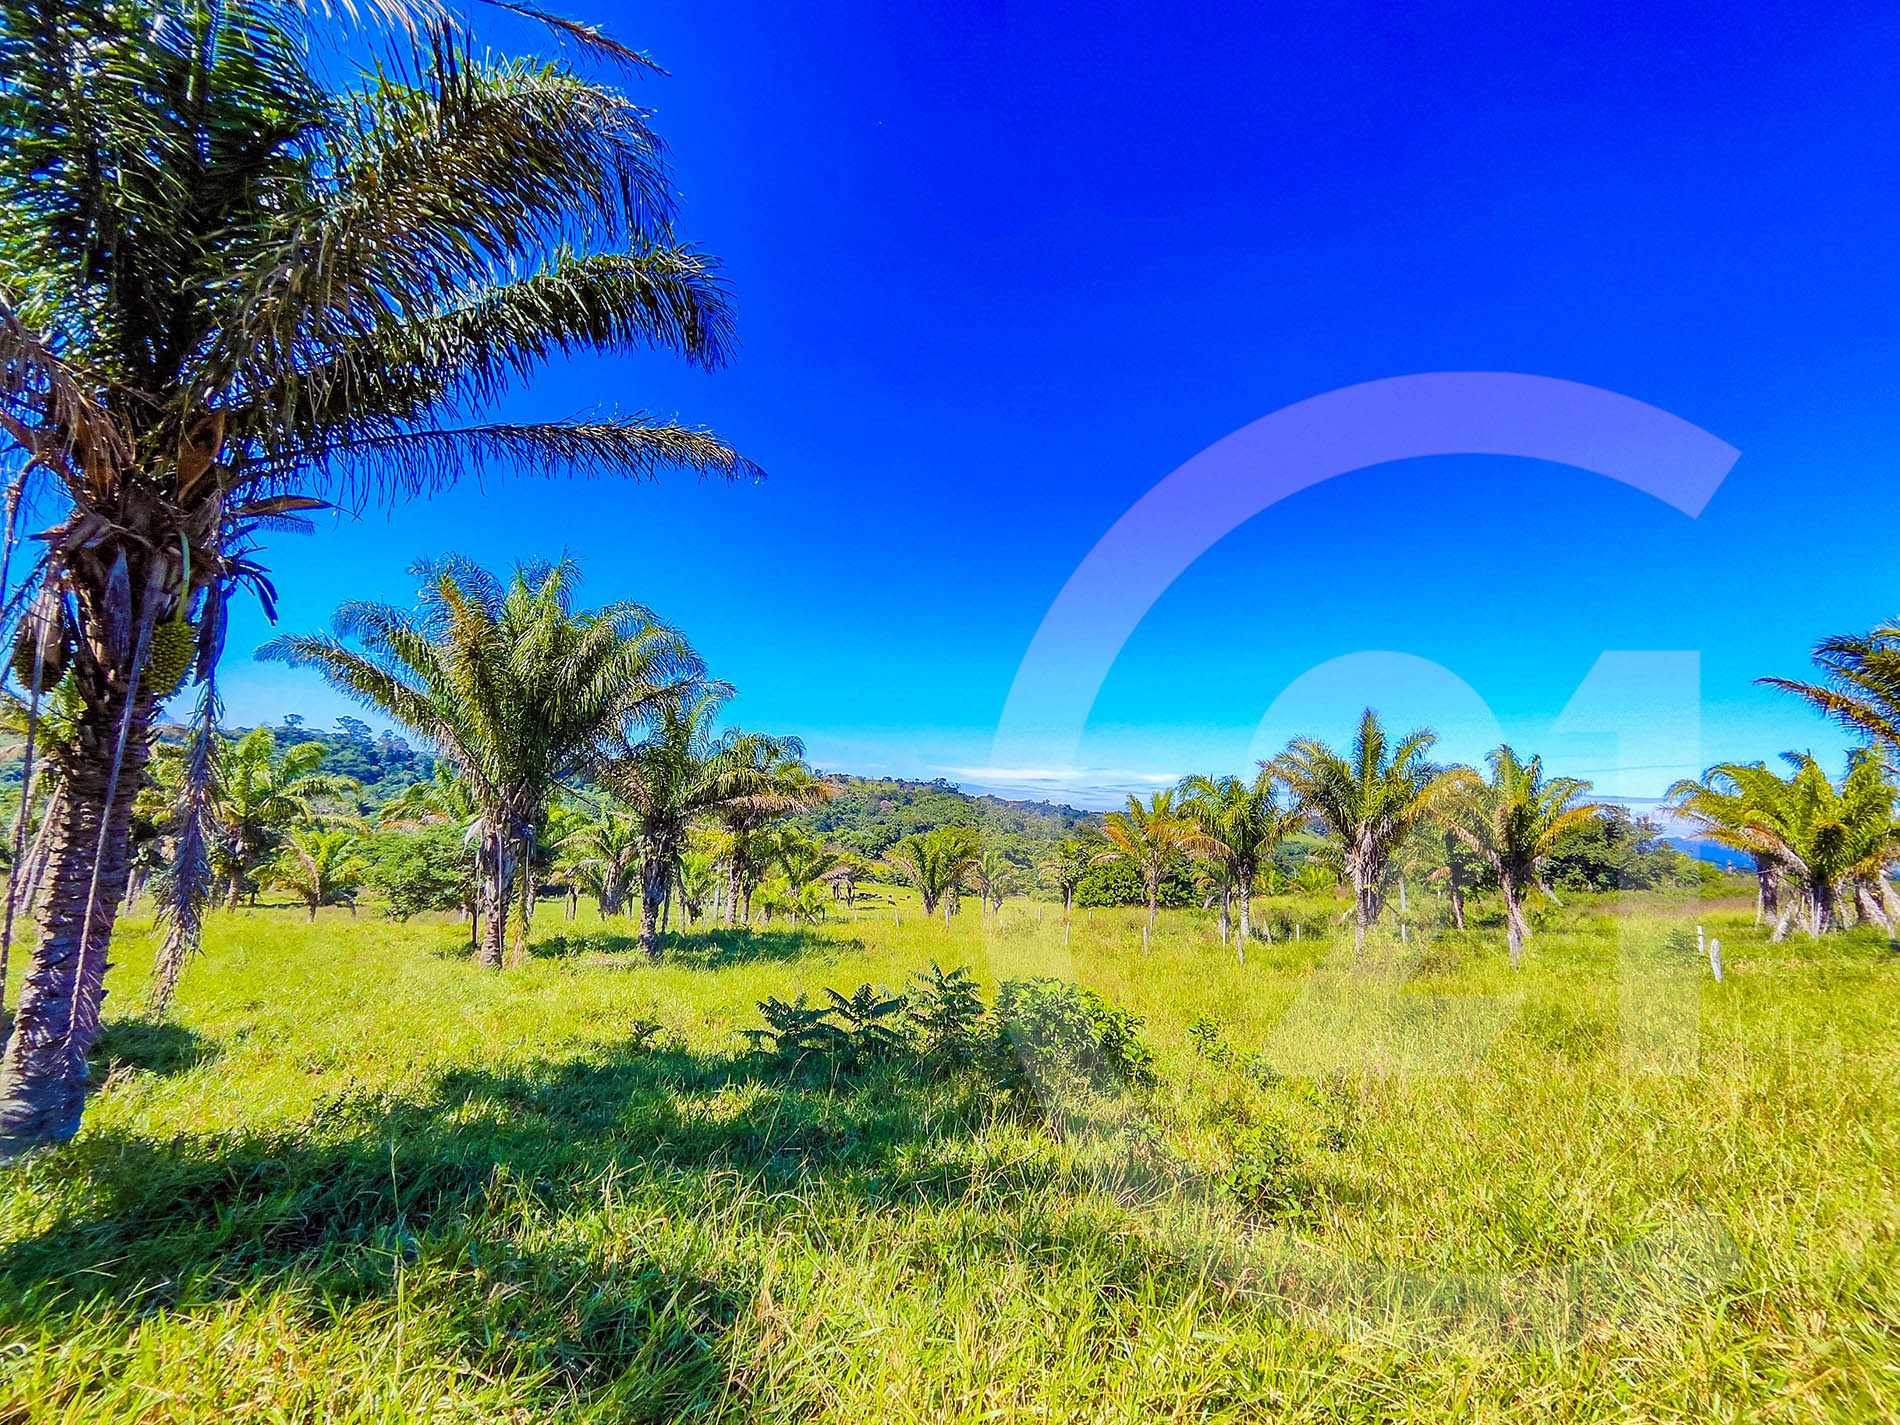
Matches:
[[1, 889, 1894, 1422]]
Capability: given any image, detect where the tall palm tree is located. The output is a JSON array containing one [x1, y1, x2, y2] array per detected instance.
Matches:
[[969, 846, 1018, 914], [710, 731, 831, 926], [1668, 753, 1898, 939], [1761, 623, 1900, 757], [266, 559, 700, 968], [884, 828, 980, 921], [1036, 837, 1094, 929], [266, 827, 367, 921], [1273, 709, 1441, 958], [1177, 770, 1302, 950], [1432, 745, 1599, 969], [1095, 790, 1199, 951], [201, 728, 360, 908], [602, 689, 780, 956], [0, 4, 754, 1153]]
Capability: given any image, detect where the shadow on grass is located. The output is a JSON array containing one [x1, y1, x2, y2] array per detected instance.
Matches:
[[528, 926, 846, 968], [0, 1033, 1137, 1412], [90, 1018, 220, 1076]]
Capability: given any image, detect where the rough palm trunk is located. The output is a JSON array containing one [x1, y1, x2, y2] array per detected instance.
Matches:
[[0, 681, 158, 1155], [475, 829, 509, 969], [725, 860, 741, 926], [1349, 852, 1382, 960], [638, 856, 668, 957], [1754, 858, 1778, 927], [1501, 875, 1528, 969], [1237, 886, 1252, 943], [1217, 885, 1230, 945], [1144, 883, 1157, 952], [1809, 876, 1836, 938]]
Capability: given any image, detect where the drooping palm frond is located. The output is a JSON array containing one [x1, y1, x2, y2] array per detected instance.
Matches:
[[1760, 622, 1900, 757]]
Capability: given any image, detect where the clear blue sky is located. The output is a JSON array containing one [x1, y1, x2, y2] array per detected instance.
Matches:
[[215, 0, 1900, 809]]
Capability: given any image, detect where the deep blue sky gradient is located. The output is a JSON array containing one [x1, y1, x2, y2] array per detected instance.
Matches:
[[214, 1, 1900, 807]]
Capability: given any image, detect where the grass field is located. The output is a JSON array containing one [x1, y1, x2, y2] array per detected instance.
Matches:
[[1, 887, 1895, 1422]]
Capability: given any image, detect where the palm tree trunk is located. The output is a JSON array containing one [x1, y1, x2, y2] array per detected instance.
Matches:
[[1218, 885, 1230, 945], [1753, 857, 1778, 926], [1238, 886, 1252, 943], [1350, 858, 1378, 961], [725, 861, 741, 926], [0, 681, 158, 1155], [1502, 876, 1528, 969], [1144, 885, 1157, 952], [638, 855, 668, 958], [476, 830, 508, 970]]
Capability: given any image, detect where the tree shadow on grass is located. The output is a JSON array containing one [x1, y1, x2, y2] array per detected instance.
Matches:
[[90, 1018, 220, 1076], [0, 1033, 1129, 1414], [529, 926, 846, 969]]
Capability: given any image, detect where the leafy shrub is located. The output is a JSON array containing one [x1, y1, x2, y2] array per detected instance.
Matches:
[[741, 970, 1156, 1111], [986, 977, 1156, 1108], [1225, 1123, 1309, 1219], [743, 985, 907, 1071], [742, 995, 838, 1064], [821, 985, 909, 1068], [906, 962, 986, 1066], [362, 827, 472, 920], [1186, 1015, 1231, 1065]]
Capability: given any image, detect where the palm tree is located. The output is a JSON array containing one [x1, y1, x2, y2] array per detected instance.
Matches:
[[378, 763, 481, 832], [603, 689, 790, 956], [266, 827, 368, 921], [201, 729, 360, 908], [1432, 745, 1599, 968], [267, 559, 700, 968], [710, 732, 831, 926], [0, 4, 754, 1153], [1666, 767, 1787, 926], [1668, 754, 1898, 939], [1036, 837, 1094, 931], [969, 846, 1018, 915], [1177, 770, 1302, 951], [1273, 709, 1441, 958], [1095, 791, 1198, 951], [674, 843, 721, 927], [775, 828, 843, 897], [1761, 623, 1900, 757], [561, 808, 643, 919], [884, 828, 981, 922]]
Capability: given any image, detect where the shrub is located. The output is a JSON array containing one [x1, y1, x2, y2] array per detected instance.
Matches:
[[362, 827, 472, 921], [986, 977, 1156, 1108], [1225, 1123, 1309, 1219], [907, 963, 986, 1067]]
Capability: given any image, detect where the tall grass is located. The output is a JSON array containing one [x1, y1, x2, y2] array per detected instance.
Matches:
[[0, 888, 1894, 1421]]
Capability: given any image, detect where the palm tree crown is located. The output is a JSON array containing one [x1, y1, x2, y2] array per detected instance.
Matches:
[[1433, 744, 1597, 967], [266, 558, 699, 966], [1273, 708, 1440, 954]]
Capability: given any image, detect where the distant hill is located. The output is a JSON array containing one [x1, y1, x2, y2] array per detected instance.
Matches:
[[795, 773, 1096, 861]]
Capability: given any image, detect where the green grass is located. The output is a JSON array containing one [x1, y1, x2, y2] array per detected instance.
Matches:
[[1, 889, 1895, 1422]]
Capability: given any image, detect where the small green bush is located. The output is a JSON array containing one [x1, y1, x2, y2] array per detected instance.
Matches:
[[986, 977, 1157, 1108], [1225, 1123, 1309, 1219]]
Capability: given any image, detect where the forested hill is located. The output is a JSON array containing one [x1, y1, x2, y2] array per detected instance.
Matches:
[[793, 774, 1097, 860], [258, 716, 435, 804]]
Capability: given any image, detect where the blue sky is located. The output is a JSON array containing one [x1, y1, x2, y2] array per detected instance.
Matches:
[[212, 0, 1900, 809]]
